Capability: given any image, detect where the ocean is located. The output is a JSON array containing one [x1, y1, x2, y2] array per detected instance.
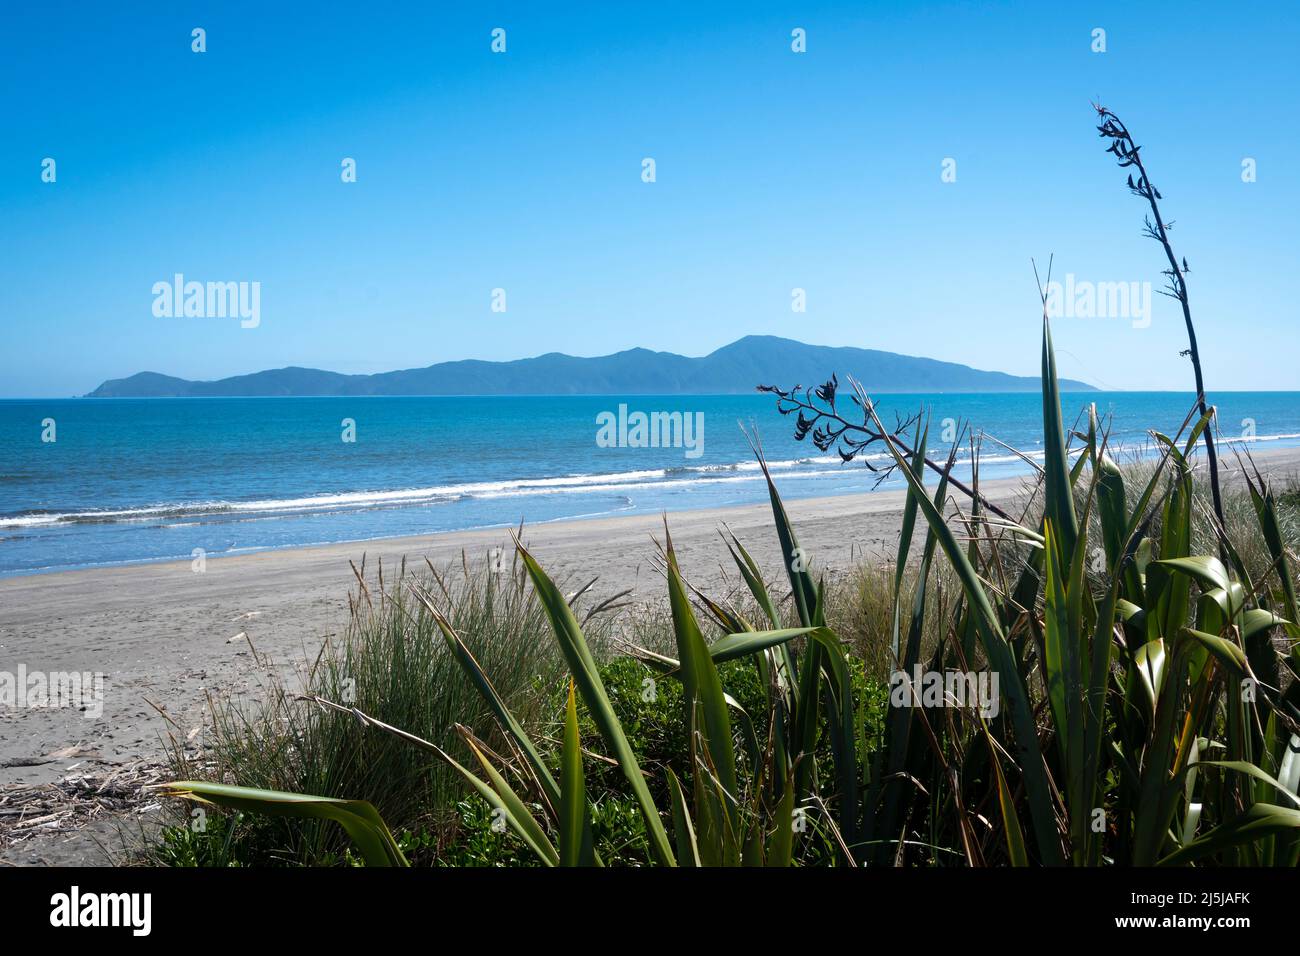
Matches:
[[2, 392, 1299, 576]]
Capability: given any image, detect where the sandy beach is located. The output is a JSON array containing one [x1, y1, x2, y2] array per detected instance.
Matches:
[[2, 445, 1296, 863]]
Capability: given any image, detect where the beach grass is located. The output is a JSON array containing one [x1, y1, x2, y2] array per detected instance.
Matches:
[[153, 555, 596, 865]]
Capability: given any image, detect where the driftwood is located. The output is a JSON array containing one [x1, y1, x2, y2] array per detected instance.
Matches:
[[0, 758, 180, 848]]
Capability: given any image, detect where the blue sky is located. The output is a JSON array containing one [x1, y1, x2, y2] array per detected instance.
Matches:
[[2, 1, 1297, 397]]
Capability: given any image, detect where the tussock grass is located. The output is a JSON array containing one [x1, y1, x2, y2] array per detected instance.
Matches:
[[157, 554, 607, 865]]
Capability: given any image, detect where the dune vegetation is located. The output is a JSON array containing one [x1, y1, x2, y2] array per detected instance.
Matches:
[[149, 310, 1300, 867]]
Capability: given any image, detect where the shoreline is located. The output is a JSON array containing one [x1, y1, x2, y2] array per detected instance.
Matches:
[[7, 434, 1300, 582], [2, 445, 1298, 863]]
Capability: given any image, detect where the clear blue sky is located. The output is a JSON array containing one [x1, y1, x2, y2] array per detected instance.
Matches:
[[2, 0, 1297, 397]]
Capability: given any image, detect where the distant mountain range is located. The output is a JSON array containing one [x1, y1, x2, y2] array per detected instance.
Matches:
[[85, 336, 1095, 397]]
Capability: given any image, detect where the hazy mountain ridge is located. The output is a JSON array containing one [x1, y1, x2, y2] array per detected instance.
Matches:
[[85, 336, 1095, 397]]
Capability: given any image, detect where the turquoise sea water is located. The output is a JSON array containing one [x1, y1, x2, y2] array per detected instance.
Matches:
[[2, 392, 1298, 576]]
